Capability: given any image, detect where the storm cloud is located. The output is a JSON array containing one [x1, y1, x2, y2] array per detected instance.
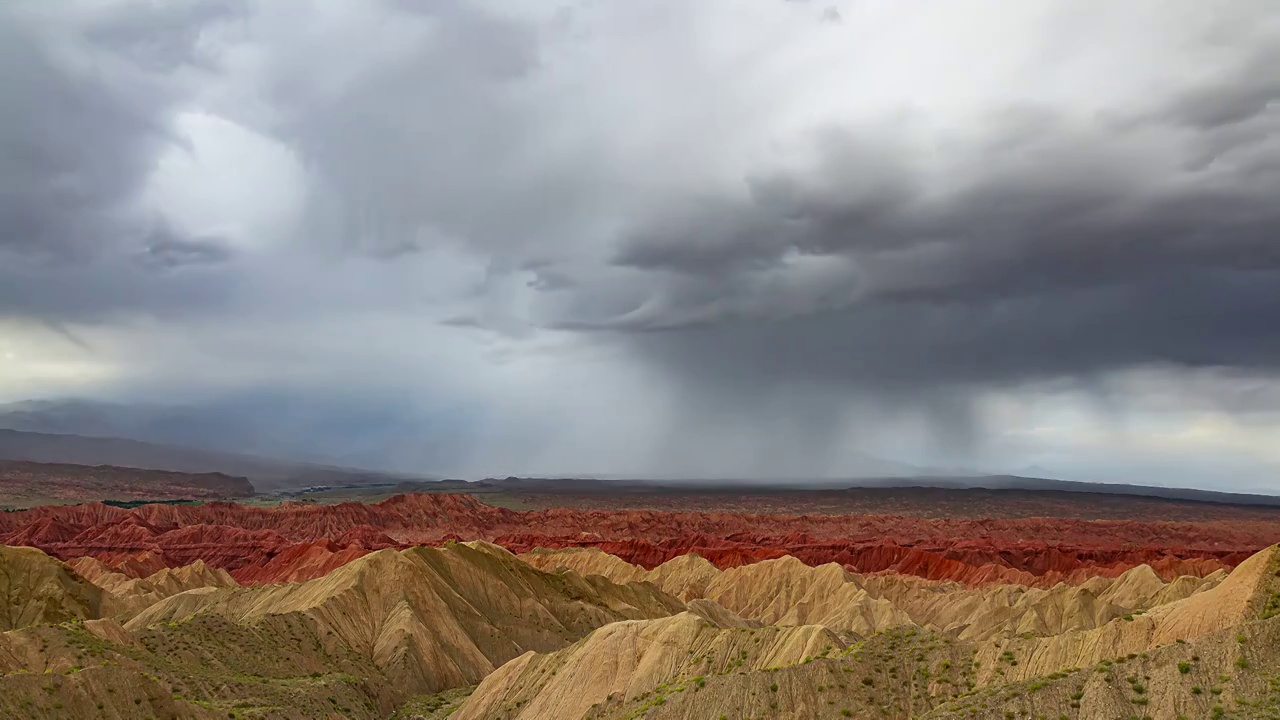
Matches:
[[2, 0, 1279, 487]]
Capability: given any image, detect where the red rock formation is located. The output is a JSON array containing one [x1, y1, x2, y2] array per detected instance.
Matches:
[[2, 516, 81, 546], [1, 493, 1274, 587], [98, 551, 169, 578], [230, 540, 370, 585], [335, 524, 398, 550]]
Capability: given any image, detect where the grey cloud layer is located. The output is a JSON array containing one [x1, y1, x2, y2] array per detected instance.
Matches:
[[2, 0, 1280, 478], [598, 95, 1280, 389], [0, 1, 245, 323]]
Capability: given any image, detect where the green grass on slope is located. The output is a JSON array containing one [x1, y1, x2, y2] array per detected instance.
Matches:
[[924, 615, 1280, 720], [0, 615, 399, 719], [391, 687, 476, 719], [584, 627, 976, 720]]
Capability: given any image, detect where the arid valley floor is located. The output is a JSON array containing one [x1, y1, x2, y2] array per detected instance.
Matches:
[[4, 467, 1280, 719]]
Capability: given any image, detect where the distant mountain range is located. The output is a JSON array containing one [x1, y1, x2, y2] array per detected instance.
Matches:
[[479, 473, 1280, 507], [0, 429, 410, 492], [849, 474, 1280, 507], [3, 399, 1276, 506], [4, 425, 1280, 507], [0, 397, 472, 475]]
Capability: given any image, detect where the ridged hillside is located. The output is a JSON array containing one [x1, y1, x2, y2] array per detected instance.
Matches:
[[125, 541, 686, 694], [0, 540, 686, 718], [458, 545, 1280, 720], [521, 546, 1222, 641], [1, 538, 1278, 718], [0, 545, 102, 630], [0, 493, 1266, 587]]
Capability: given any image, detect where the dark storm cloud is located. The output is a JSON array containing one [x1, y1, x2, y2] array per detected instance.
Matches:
[[626, 270, 1280, 391], [593, 58, 1280, 391], [0, 18, 161, 258], [254, 0, 551, 259], [614, 111, 1280, 296], [0, 1, 242, 320]]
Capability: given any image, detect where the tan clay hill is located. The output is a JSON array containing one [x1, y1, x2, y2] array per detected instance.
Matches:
[[521, 546, 722, 601], [521, 546, 1221, 640], [455, 544, 1280, 720], [0, 541, 685, 718], [970, 543, 1280, 684], [454, 608, 849, 720], [67, 554, 239, 618], [3, 537, 1280, 719], [0, 545, 103, 630], [126, 541, 686, 694]]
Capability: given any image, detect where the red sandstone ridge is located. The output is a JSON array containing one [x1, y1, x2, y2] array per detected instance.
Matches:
[[0, 493, 1274, 587]]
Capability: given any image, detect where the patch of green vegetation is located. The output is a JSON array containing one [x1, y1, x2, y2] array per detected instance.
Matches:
[[1262, 592, 1280, 620], [101, 499, 200, 509], [390, 687, 475, 719]]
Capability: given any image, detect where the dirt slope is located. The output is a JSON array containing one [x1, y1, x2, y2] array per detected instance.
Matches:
[[0, 545, 102, 630], [455, 609, 847, 720], [457, 622, 975, 720]]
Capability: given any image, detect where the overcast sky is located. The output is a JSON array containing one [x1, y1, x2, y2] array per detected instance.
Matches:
[[2, 0, 1279, 488]]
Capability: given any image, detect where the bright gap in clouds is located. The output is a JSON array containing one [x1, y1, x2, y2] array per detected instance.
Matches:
[[144, 111, 307, 253]]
